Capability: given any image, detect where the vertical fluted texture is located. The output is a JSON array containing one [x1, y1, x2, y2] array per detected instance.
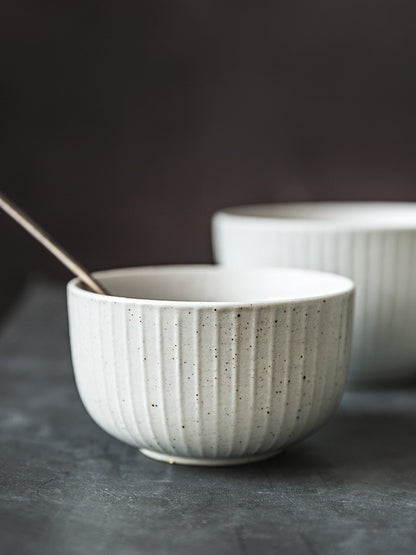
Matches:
[[215, 224, 416, 382], [68, 289, 353, 460]]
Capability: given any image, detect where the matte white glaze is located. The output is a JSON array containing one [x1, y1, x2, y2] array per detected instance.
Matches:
[[67, 265, 354, 465], [213, 202, 416, 383]]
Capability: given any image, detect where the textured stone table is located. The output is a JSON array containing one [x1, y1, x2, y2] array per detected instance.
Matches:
[[1, 284, 416, 555]]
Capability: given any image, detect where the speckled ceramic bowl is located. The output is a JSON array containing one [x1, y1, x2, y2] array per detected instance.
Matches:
[[67, 265, 354, 466]]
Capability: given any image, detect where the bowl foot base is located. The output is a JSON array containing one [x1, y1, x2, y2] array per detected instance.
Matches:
[[139, 448, 282, 466]]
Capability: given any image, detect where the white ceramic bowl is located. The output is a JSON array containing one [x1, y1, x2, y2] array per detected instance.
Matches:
[[67, 265, 354, 466], [213, 202, 416, 384]]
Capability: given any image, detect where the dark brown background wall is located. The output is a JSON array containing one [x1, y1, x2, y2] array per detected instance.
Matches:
[[1, 1, 416, 317]]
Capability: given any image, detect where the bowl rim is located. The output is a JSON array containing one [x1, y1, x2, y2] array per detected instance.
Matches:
[[67, 265, 354, 308], [213, 201, 416, 231]]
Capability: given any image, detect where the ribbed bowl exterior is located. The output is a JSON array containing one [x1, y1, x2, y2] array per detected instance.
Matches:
[[213, 215, 416, 382], [68, 286, 353, 460]]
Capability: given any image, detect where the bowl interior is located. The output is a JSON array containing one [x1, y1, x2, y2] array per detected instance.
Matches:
[[73, 266, 353, 304], [218, 202, 416, 228]]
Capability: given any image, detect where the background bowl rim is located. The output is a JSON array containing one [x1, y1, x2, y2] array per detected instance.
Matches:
[[213, 201, 416, 231]]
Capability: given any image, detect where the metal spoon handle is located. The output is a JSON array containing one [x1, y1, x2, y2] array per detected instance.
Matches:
[[0, 190, 109, 295]]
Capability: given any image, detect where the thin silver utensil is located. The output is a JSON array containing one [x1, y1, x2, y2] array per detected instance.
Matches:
[[0, 190, 109, 295]]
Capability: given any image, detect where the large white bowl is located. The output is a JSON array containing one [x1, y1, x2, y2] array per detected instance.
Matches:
[[213, 202, 416, 383], [67, 265, 354, 466]]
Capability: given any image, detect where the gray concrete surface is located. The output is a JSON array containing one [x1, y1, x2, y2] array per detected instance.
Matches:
[[1, 284, 415, 555]]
